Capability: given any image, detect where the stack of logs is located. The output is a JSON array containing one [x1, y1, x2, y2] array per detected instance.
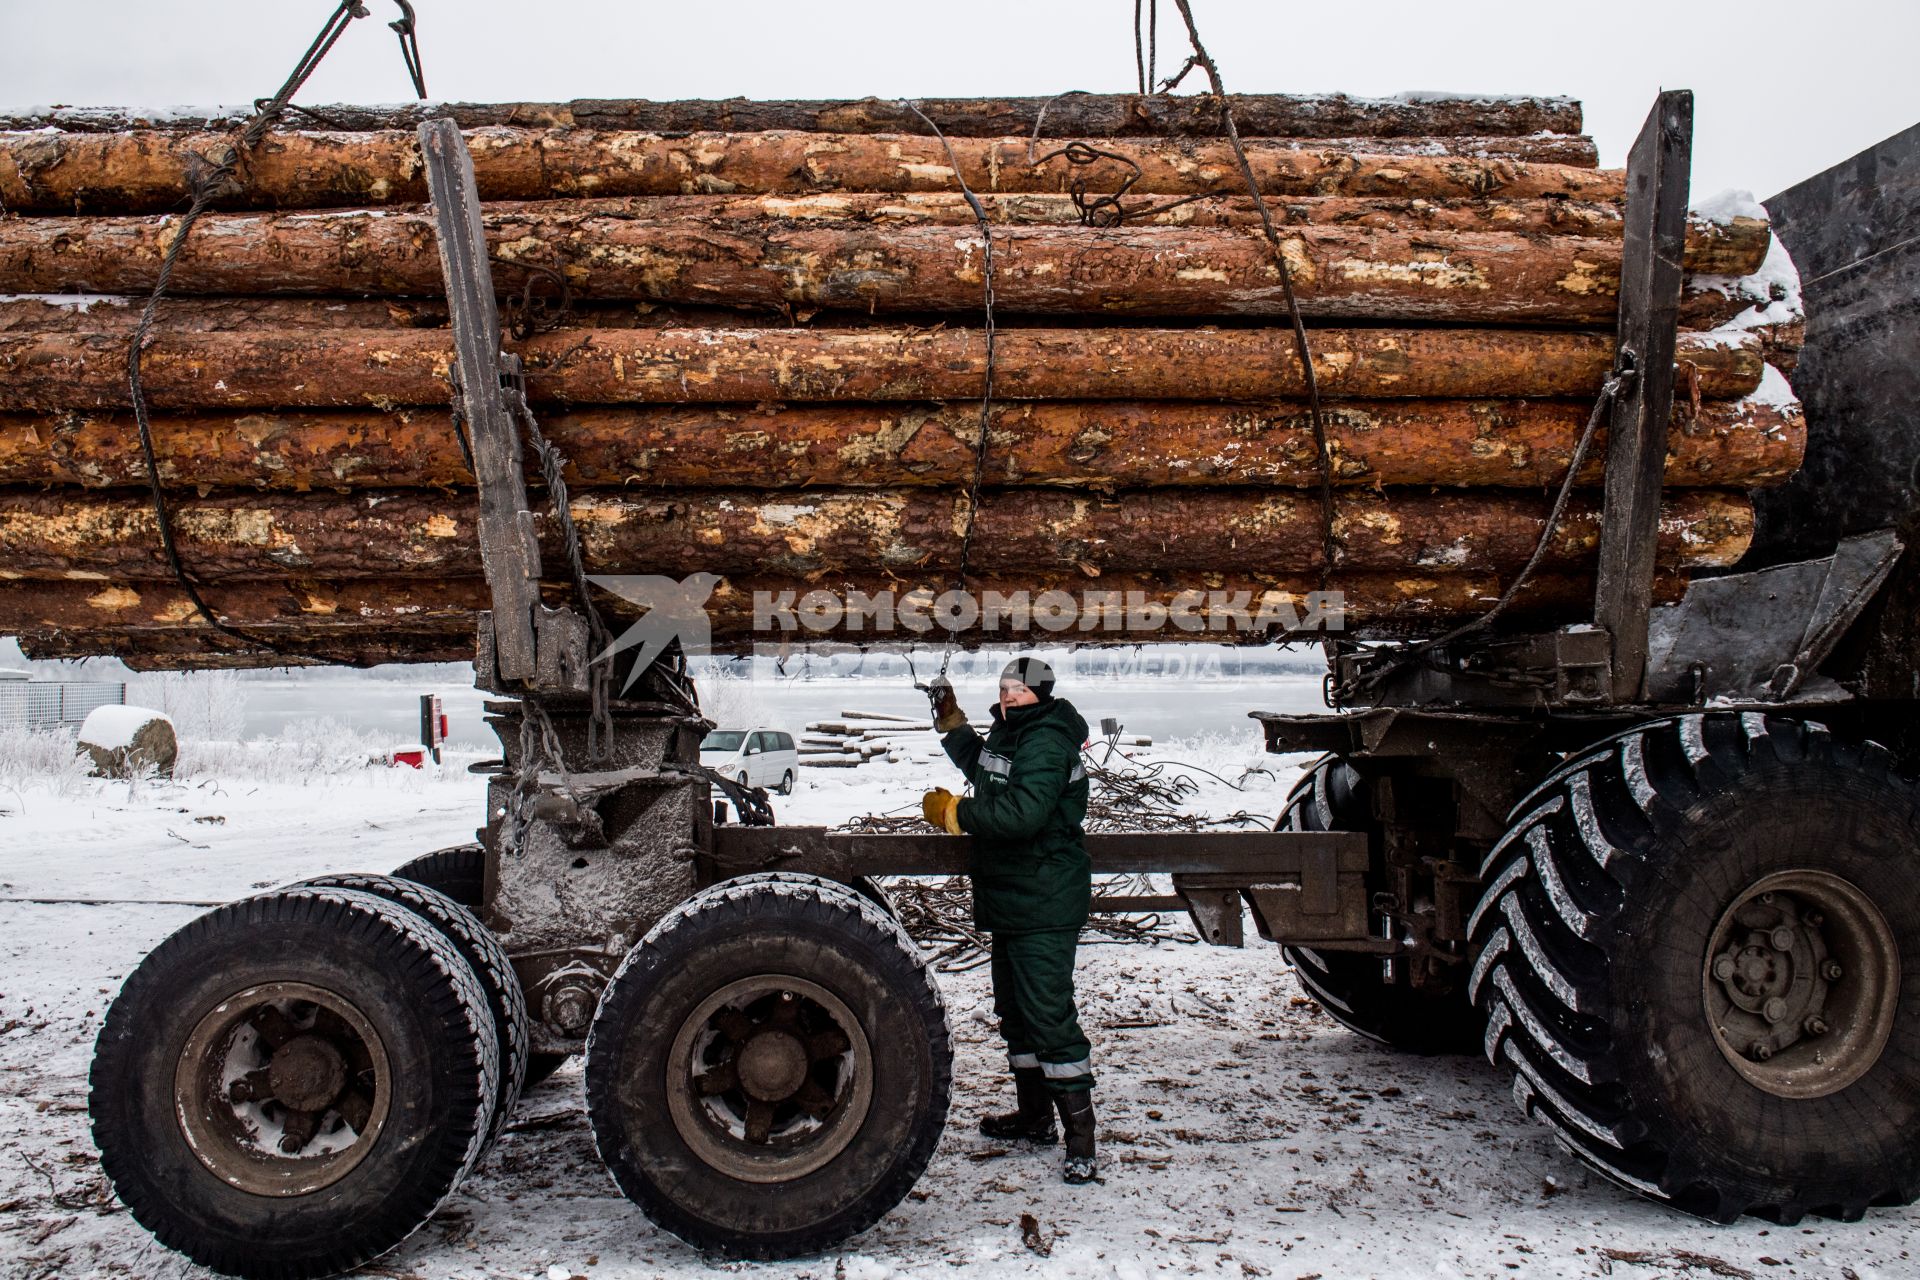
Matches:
[[0, 92, 1804, 669]]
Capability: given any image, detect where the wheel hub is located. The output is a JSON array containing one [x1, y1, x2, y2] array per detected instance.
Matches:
[[1703, 871, 1899, 1099], [266, 1034, 348, 1112], [175, 982, 391, 1196], [736, 1027, 811, 1102]]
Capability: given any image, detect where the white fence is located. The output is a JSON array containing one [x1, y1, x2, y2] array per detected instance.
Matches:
[[0, 681, 126, 728]]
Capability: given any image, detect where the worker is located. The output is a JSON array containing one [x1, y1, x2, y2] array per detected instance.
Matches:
[[921, 656, 1096, 1184]]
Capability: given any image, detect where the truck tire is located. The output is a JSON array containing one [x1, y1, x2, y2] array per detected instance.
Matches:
[[1468, 713, 1920, 1222], [298, 873, 529, 1152], [1278, 757, 1481, 1055], [390, 844, 570, 1090], [391, 843, 486, 906], [585, 872, 951, 1258], [90, 886, 499, 1279]]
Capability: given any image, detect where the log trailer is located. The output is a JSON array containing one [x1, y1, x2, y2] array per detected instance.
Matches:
[[86, 98, 1920, 1277]]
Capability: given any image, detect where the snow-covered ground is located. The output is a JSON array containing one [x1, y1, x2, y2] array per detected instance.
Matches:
[[1, 679, 1915, 1280]]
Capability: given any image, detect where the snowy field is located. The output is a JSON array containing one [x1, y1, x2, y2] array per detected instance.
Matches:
[[0, 666, 1915, 1279]]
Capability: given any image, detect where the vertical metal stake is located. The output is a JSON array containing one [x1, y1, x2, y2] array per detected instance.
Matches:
[[419, 119, 543, 682], [1595, 90, 1693, 702]]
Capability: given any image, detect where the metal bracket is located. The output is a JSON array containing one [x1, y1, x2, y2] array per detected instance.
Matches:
[[1594, 91, 1694, 701]]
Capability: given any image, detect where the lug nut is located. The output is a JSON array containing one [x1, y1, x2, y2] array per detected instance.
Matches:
[[1712, 955, 1735, 981], [1804, 1016, 1829, 1036], [1763, 997, 1789, 1024], [1823, 961, 1844, 981], [1769, 927, 1796, 952], [1750, 1041, 1774, 1061]]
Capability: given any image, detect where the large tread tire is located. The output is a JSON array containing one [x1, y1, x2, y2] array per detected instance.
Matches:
[[298, 872, 530, 1153], [390, 842, 486, 907], [389, 845, 570, 1090], [1277, 756, 1481, 1055], [90, 886, 499, 1279], [585, 872, 952, 1259], [1468, 713, 1920, 1223]]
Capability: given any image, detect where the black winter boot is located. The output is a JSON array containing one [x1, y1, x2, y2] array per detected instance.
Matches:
[[1055, 1089, 1097, 1183], [979, 1067, 1058, 1142]]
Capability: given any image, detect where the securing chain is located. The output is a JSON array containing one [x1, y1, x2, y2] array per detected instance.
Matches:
[[491, 256, 574, 340], [124, 0, 428, 657], [500, 367, 618, 761], [1166, 0, 1337, 604], [1331, 360, 1639, 704]]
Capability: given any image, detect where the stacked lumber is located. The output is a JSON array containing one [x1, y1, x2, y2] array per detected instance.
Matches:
[[0, 92, 1804, 670], [799, 712, 930, 769]]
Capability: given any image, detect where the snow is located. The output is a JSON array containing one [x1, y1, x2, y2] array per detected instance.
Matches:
[[1691, 188, 1769, 225], [1749, 362, 1799, 410], [75, 704, 167, 751], [0, 712, 1914, 1278], [1698, 230, 1806, 332], [0, 293, 131, 312]]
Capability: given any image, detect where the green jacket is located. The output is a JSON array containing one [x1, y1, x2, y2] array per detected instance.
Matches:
[[942, 697, 1092, 933]]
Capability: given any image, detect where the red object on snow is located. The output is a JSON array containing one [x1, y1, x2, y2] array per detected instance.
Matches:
[[391, 748, 426, 769]]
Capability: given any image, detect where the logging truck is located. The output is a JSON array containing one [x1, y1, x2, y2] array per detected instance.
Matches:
[[73, 96, 1920, 1278]]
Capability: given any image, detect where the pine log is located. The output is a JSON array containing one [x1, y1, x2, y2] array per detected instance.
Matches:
[[0, 201, 1774, 302], [0, 569, 1686, 667], [0, 487, 1752, 581], [0, 394, 1803, 491], [0, 295, 453, 334], [0, 129, 1623, 214], [0, 94, 1584, 139], [0, 215, 1668, 323], [465, 192, 1767, 275], [0, 325, 1765, 411]]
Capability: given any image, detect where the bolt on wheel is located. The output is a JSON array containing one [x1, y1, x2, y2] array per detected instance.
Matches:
[[1703, 870, 1899, 1099]]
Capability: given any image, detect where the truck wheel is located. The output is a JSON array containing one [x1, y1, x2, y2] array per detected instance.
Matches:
[[90, 887, 499, 1279], [299, 873, 529, 1152], [390, 845, 571, 1090], [1469, 713, 1920, 1222], [1278, 757, 1480, 1055], [391, 842, 486, 907], [585, 872, 951, 1258]]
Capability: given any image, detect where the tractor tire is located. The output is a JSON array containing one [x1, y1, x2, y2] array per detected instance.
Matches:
[[390, 842, 486, 907], [585, 872, 951, 1259], [90, 887, 499, 1279], [390, 844, 571, 1092], [1468, 713, 1920, 1222], [298, 873, 529, 1153], [1278, 756, 1481, 1055]]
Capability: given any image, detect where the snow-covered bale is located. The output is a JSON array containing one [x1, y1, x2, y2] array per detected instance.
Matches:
[[77, 703, 175, 777]]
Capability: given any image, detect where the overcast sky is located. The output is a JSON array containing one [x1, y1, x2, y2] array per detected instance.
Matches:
[[1, 0, 1915, 209]]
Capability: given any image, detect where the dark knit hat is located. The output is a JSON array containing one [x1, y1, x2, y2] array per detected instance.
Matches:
[[1000, 655, 1056, 701]]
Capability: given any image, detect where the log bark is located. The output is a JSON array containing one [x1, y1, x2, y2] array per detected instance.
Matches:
[[0, 129, 1623, 214], [0, 214, 1649, 322], [0, 395, 1803, 491], [0, 487, 1752, 581], [0, 295, 453, 334], [0, 569, 1686, 668], [0, 94, 1584, 139], [0, 325, 1765, 411]]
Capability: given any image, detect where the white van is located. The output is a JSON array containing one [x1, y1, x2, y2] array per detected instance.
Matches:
[[700, 727, 799, 794]]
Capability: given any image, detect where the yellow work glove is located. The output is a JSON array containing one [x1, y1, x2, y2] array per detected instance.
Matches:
[[921, 787, 964, 835], [926, 677, 968, 734]]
